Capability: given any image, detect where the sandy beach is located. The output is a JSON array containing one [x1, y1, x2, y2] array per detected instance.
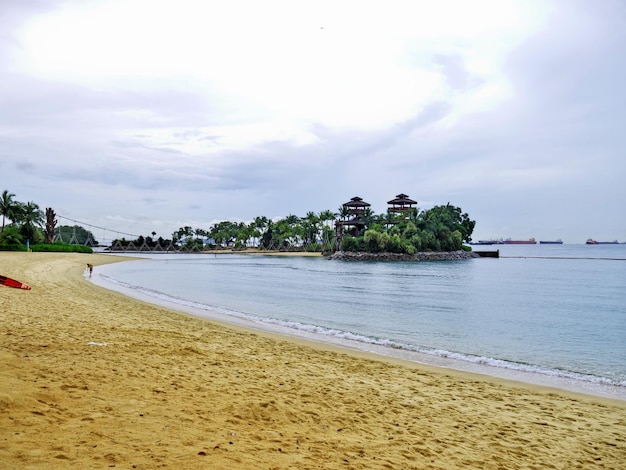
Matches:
[[1, 252, 625, 469]]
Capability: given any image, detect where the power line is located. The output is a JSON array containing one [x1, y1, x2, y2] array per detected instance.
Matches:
[[57, 215, 140, 238]]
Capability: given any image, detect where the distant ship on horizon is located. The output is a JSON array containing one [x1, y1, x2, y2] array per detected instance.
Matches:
[[473, 239, 503, 245], [473, 237, 538, 245], [503, 238, 537, 245], [586, 239, 619, 245], [539, 239, 563, 244]]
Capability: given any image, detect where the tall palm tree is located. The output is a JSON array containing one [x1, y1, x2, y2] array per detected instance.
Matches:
[[318, 210, 337, 248], [45, 207, 57, 244], [247, 220, 261, 247], [303, 211, 321, 245], [358, 207, 376, 231], [319, 209, 337, 228], [282, 214, 301, 246], [260, 219, 274, 249], [235, 223, 252, 248], [253, 216, 269, 248], [0, 190, 19, 232], [337, 205, 350, 220], [18, 201, 44, 242]]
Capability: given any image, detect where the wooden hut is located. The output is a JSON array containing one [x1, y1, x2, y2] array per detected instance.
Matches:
[[387, 193, 418, 221], [334, 196, 371, 248]]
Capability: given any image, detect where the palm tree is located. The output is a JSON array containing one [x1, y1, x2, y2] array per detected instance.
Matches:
[[235, 223, 252, 248], [260, 219, 274, 249], [319, 209, 337, 227], [253, 216, 269, 248], [172, 226, 194, 245], [358, 207, 376, 232], [18, 201, 44, 242], [302, 211, 321, 246], [45, 207, 57, 244], [1, 190, 19, 232], [337, 205, 350, 220], [247, 220, 261, 247], [408, 207, 421, 224], [318, 209, 337, 248]]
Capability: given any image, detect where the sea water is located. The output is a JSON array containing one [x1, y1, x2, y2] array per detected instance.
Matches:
[[93, 244, 626, 400]]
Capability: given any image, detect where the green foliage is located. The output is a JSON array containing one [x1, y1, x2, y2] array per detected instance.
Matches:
[[409, 233, 422, 251], [404, 243, 416, 255], [30, 243, 93, 253], [0, 226, 93, 252], [306, 242, 322, 252], [0, 225, 23, 247], [387, 233, 405, 253], [1, 190, 20, 231], [56, 225, 99, 245], [363, 230, 386, 252], [165, 204, 473, 254], [340, 235, 364, 252], [338, 202, 475, 254]]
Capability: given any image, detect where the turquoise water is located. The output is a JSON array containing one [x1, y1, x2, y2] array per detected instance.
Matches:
[[95, 244, 626, 399]]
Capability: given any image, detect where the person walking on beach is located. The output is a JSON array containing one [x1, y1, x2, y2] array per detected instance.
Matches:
[[87, 263, 93, 277]]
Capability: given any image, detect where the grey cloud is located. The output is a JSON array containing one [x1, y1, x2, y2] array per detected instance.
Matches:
[[15, 161, 36, 173], [331, 101, 453, 163], [432, 54, 471, 90], [0, 73, 223, 130]]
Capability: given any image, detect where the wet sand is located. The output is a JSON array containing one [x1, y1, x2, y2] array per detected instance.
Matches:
[[1, 252, 625, 468]]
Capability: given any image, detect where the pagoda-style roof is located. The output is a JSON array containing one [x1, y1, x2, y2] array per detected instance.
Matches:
[[387, 193, 417, 205], [386, 194, 417, 221], [343, 196, 371, 208], [337, 197, 371, 229]]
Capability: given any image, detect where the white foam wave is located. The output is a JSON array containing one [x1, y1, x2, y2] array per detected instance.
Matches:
[[98, 274, 626, 389]]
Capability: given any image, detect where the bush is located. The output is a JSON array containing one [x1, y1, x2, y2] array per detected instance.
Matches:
[[0, 245, 25, 251], [404, 243, 416, 255], [340, 235, 364, 252], [409, 234, 422, 251], [387, 233, 404, 253], [0, 226, 23, 247], [30, 243, 93, 253], [364, 230, 387, 252]]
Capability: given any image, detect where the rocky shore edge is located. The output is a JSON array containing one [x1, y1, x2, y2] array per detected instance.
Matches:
[[324, 250, 479, 261]]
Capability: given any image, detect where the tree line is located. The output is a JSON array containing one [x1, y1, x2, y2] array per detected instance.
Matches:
[[1, 189, 48, 248], [114, 205, 475, 254], [2, 188, 475, 253], [0, 190, 95, 251], [112, 211, 338, 252]]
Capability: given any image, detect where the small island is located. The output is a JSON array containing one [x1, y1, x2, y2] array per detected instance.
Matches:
[[329, 194, 476, 260]]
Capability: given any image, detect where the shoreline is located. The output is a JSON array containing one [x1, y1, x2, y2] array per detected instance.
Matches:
[[2, 252, 625, 468], [93, 257, 625, 401]]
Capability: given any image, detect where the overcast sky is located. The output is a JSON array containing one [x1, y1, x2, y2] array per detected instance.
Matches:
[[1, 0, 625, 243]]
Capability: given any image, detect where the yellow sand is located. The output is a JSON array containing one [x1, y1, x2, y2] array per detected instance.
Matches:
[[1, 252, 625, 469]]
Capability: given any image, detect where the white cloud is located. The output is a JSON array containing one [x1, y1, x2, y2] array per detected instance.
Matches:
[[1, 0, 624, 242], [12, 0, 548, 132]]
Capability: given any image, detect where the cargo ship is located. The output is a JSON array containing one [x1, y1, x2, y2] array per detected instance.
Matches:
[[539, 239, 563, 244], [473, 239, 503, 245], [503, 238, 537, 244], [586, 239, 619, 244]]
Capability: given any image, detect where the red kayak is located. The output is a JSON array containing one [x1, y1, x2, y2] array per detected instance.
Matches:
[[0, 274, 31, 290]]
